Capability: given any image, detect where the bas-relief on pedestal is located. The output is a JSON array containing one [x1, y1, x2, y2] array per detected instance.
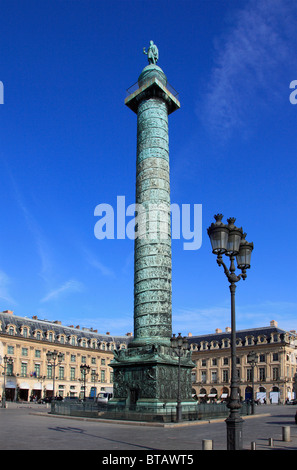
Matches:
[[109, 44, 195, 414]]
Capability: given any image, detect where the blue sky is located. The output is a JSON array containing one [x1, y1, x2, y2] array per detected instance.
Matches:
[[0, 0, 296, 336]]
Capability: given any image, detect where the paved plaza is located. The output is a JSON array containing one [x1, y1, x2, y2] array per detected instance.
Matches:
[[0, 403, 296, 452]]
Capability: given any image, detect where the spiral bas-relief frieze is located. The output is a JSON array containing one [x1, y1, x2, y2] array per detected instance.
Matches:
[[133, 95, 172, 345]]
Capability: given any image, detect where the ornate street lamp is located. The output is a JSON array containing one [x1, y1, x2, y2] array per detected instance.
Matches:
[[207, 214, 254, 450], [80, 364, 90, 401], [46, 350, 63, 399], [1, 355, 13, 408], [170, 333, 189, 422], [247, 351, 258, 415]]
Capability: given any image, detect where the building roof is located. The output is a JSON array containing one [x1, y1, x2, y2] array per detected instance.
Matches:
[[187, 320, 296, 349], [0, 310, 132, 347]]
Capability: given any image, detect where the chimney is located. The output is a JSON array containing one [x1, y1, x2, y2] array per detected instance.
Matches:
[[225, 327, 231, 332], [3, 310, 13, 315], [75, 325, 80, 329], [188, 332, 192, 337], [32, 315, 38, 320], [106, 332, 110, 335], [270, 320, 278, 328], [126, 332, 133, 336], [215, 328, 222, 334]]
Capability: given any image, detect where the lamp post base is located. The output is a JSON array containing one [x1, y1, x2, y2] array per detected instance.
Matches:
[[225, 414, 244, 450]]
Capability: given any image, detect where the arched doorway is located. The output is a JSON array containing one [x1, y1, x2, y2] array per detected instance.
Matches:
[[198, 388, 207, 403], [245, 386, 253, 401], [208, 388, 217, 403], [220, 387, 229, 402], [256, 386, 267, 404], [270, 386, 280, 404]]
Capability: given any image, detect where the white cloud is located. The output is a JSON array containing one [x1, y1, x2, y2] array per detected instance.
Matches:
[[41, 279, 84, 303], [200, 0, 297, 140], [173, 299, 297, 336], [0, 270, 17, 305], [82, 247, 115, 278]]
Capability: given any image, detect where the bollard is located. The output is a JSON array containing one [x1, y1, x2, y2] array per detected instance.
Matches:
[[282, 426, 291, 442], [268, 438, 273, 447], [202, 439, 213, 450], [251, 441, 256, 450]]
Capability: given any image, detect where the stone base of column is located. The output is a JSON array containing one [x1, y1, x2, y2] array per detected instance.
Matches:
[[107, 344, 196, 421]]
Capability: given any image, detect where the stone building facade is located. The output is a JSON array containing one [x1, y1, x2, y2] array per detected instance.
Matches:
[[189, 320, 297, 404], [1, 310, 296, 406], [0, 310, 131, 402]]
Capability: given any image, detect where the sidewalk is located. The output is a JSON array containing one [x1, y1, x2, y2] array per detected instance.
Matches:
[[1, 402, 296, 450]]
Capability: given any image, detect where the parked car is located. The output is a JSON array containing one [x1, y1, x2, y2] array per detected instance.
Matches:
[[97, 392, 113, 403], [295, 411, 297, 424], [286, 399, 297, 405]]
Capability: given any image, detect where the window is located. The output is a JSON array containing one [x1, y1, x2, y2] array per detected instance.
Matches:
[[47, 364, 53, 379], [21, 363, 27, 377], [7, 362, 13, 376], [272, 367, 279, 381], [7, 346, 14, 355], [34, 364, 40, 377], [22, 348, 28, 356], [272, 353, 279, 361], [81, 356, 86, 363], [91, 357, 96, 364], [59, 366, 64, 380], [23, 327, 28, 338], [223, 357, 228, 365], [212, 359, 217, 366], [247, 368, 252, 381], [259, 367, 266, 381], [201, 371, 206, 383], [223, 370, 229, 382], [101, 370, 106, 382], [70, 367, 76, 380], [70, 355, 76, 362], [211, 371, 217, 383], [8, 326, 14, 336], [259, 354, 266, 363], [35, 350, 41, 358]]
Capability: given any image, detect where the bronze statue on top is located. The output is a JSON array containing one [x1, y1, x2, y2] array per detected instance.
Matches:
[[143, 40, 159, 65]]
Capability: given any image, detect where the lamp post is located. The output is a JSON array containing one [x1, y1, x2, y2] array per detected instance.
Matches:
[[1, 355, 13, 408], [46, 350, 63, 399], [247, 351, 258, 414], [207, 214, 253, 450], [80, 364, 90, 401], [170, 333, 189, 422]]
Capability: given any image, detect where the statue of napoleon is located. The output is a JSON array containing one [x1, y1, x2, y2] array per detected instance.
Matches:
[[143, 40, 159, 65]]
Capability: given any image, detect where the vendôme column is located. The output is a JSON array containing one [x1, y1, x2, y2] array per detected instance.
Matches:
[[125, 41, 180, 348], [109, 43, 194, 414]]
